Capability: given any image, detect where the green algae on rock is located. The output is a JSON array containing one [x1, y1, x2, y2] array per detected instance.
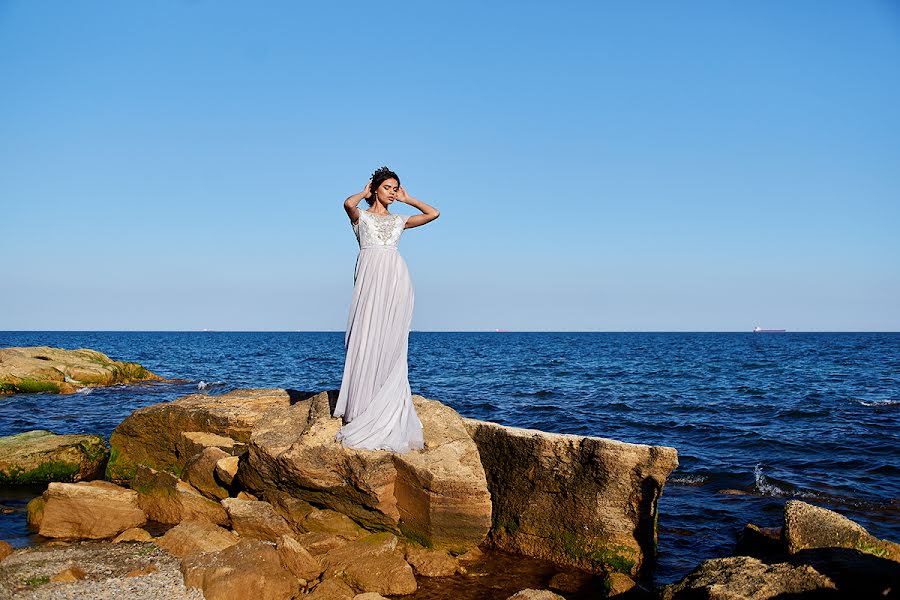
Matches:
[[0, 346, 164, 395], [0, 430, 109, 484]]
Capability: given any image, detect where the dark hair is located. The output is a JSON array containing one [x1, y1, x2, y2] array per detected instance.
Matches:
[[367, 166, 400, 206]]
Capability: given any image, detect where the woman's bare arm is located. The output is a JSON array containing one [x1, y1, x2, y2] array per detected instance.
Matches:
[[343, 181, 371, 224], [396, 185, 440, 228]]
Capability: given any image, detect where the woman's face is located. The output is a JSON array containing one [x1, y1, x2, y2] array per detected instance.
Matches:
[[375, 178, 399, 205]]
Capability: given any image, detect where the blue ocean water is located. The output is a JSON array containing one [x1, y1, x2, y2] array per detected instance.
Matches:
[[0, 331, 897, 584]]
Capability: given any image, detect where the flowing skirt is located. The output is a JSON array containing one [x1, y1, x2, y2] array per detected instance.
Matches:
[[333, 245, 424, 453]]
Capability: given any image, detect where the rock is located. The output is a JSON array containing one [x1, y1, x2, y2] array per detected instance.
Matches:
[[215, 456, 240, 487], [783, 500, 900, 560], [132, 464, 229, 525], [37, 480, 146, 539], [405, 546, 461, 576], [294, 531, 352, 556], [222, 498, 294, 542], [236, 490, 258, 500], [184, 446, 231, 500], [180, 539, 299, 600], [26, 494, 44, 529], [506, 590, 566, 600], [107, 388, 295, 481], [0, 540, 12, 561], [240, 390, 492, 552], [734, 523, 782, 559], [464, 418, 678, 576], [307, 577, 356, 600], [319, 532, 417, 595], [0, 430, 109, 485], [126, 564, 159, 577], [660, 555, 837, 599], [177, 431, 247, 462], [276, 534, 324, 581], [304, 508, 366, 539], [112, 527, 154, 543], [547, 570, 592, 593], [605, 572, 637, 596], [156, 519, 239, 558], [0, 346, 163, 395], [50, 565, 87, 582], [354, 594, 389, 600]]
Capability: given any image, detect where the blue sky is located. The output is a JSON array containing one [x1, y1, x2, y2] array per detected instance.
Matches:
[[2, 1, 898, 331]]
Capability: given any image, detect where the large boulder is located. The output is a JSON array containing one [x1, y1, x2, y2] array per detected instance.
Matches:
[[33, 480, 146, 539], [156, 519, 240, 558], [0, 430, 108, 484], [131, 464, 229, 525], [238, 391, 492, 553], [107, 388, 295, 481], [180, 538, 299, 600], [783, 500, 900, 561], [0, 346, 163, 395], [318, 532, 417, 596], [463, 418, 678, 576]]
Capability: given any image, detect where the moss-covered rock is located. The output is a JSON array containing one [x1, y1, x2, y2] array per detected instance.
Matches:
[[0, 430, 109, 484]]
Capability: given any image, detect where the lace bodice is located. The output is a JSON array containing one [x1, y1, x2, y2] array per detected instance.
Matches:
[[353, 210, 409, 248]]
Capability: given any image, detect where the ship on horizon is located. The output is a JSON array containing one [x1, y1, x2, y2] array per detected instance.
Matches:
[[753, 326, 786, 333]]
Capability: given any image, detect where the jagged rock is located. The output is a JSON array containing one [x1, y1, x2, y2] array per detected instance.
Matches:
[[734, 523, 782, 559], [0, 430, 108, 484], [36, 481, 146, 539], [177, 431, 247, 462], [107, 388, 296, 481], [215, 456, 240, 487], [464, 418, 678, 576], [222, 498, 294, 542], [783, 500, 900, 560], [319, 532, 417, 595], [180, 539, 299, 600], [0, 346, 162, 395], [239, 390, 492, 553], [507, 590, 566, 600], [184, 446, 231, 500], [276, 534, 324, 581], [606, 572, 638, 596], [0, 540, 12, 561], [131, 464, 229, 525], [156, 519, 239, 558], [308, 577, 356, 600], [112, 527, 153, 543], [404, 546, 461, 576], [660, 555, 837, 599]]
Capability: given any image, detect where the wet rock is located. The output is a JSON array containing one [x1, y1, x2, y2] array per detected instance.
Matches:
[[506, 590, 566, 600], [734, 523, 782, 559], [319, 532, 417, 595], [404, 546, 461, 576], [37, 481, 146, 539], [660, 555, 836, 599], [180, 539, 299, 600], [184, 447, 231, 500], [464, 418, 678, 576], [276, 534, 324, 581], [547, 570, 592, 593], [0, 346, 163, 395], [113, 527, 154, 543], [132, 464, 229, 525], [783, 499, 900, 560], [156, 519, 239, 558], [0, 430, 108, 484]]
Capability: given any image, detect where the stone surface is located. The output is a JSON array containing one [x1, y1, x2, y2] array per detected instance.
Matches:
[[0, 430, 109, 485], [156, 519, 239, 558], [50, 565, 87, 582], [107, 388, 296, 481], [0, 540, 12, 562], [215, 456, 240, 487], [354, 594, 389, 600], [783, 499, 900, 561], [276, 534, 323, 581], [464, 418, 678, 576], [177, 431, 246, 463], [180, 539, 299, 600], [113, 527, 154, 543], [404, 546, 461, 577], [660, 555, 837, 599], [37, 481, 146, 539], [221, 498, 294, 542], [0, 346, 163, 395], [506, 590, 566, 600], [734, 523, 782, 559], [319, 532, 417, 596], [239, 390, 492, 552], [606, 572, 637, 596], [132, 465, 229, 525], [184, 446, 231, 500], [307, 577, 356, 600], [547, 570, 593, 593]]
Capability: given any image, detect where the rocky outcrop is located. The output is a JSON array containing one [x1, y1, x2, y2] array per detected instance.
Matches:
[[0, 430, 108, 484], [0, 346, 163, 395], [463, 418, 678, 576], [30, 481, 146, 539], [783, 499, 900, 561]]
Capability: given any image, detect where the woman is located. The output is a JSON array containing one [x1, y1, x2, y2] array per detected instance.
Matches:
[[332, 166, 440, 453]]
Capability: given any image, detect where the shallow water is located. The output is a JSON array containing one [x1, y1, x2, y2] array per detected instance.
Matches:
[[1, 331, 897, 584]]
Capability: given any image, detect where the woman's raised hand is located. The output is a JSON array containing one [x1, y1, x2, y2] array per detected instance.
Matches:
[[396, 185, 410, 203], [361, 180, 372, 198]]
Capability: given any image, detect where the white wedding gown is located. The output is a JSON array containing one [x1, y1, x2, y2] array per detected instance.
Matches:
[[332, 209, 425, 453]]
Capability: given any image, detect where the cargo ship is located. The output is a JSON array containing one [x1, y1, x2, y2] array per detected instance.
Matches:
[[753, 326, 786, 333]]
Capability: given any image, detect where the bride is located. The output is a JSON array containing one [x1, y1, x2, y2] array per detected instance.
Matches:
[[332, 166, 440, 453]]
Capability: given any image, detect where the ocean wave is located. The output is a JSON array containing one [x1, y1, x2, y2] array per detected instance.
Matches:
[[853, 398, 900, 407], [669, 474, 708, 486], [75, 387, 93, 395], [197, 380, 227, 390]]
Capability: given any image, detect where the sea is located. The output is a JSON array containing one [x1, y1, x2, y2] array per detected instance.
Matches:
[[0, 331, 897, 584]]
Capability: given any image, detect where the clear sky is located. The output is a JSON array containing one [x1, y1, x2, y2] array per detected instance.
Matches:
[[1, 1, 898, 331]]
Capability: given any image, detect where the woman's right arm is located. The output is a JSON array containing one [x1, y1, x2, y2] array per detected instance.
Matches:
[[343, 180, 371, 224]]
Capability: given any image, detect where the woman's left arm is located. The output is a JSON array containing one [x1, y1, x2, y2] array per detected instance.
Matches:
[[397, 185, 440, 228]]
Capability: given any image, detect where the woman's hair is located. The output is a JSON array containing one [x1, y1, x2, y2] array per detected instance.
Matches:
[[367, 166, 400, 206]]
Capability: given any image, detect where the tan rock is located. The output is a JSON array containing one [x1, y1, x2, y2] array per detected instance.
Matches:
[[308, 577, 356, 600], [177, 431, 246, 462], [507, 590, 566, 600], [50, 565, 87, 582], [0, 430, 108, 484], [277, 534, 324, 581], [464, 418, 678, 575], [304, 508, 365, 539], [294, 531, 352, 556], [215, 455, 240, 487], [547, 570, 592, 593], [236, 491, 258, 501], [26, 495, 44, 529], [0, 346, 162, 396], [126, 564, 158, 577], [132, 465, 229, 525], [112, 527, 153, 543], [222, 498, 293, 542], [354, 593, 389, 600], [240, 391, 491, 552], [107, 388, 295, 481], [319, 532, 417, 595], [783, 500, 900, 560], [184, 446, 231, 500], [156, 519, 239, 558], [606, 572, 637, 596], [264, 489, 315, 531], [405, 546, 461, 576], [38, 481, 146, 539], [0, 540, 12, 561], [181, 539, 299, 600]]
